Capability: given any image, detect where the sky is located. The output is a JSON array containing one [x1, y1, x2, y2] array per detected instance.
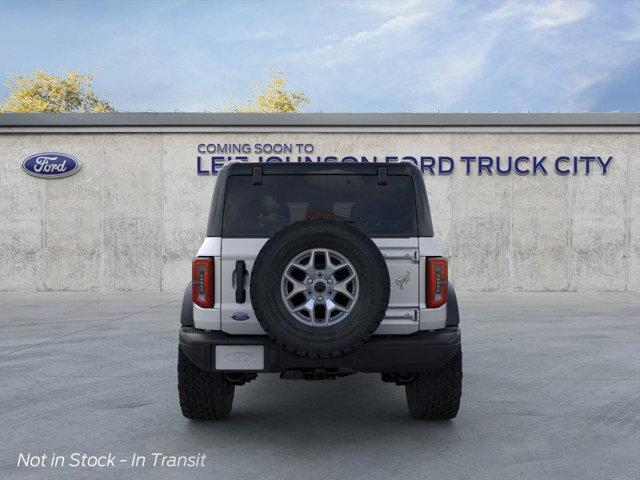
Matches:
[[0, 0, 639, 112]]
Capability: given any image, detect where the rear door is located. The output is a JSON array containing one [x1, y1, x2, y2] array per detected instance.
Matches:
[[374, 237, 420, 334], [219, 171, 421, 335], [219, 238, 267, 334]]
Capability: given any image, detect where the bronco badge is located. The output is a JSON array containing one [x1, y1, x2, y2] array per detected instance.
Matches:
[[395, 271, 411, 290]]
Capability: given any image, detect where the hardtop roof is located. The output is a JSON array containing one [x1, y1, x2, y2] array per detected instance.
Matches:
[[220, 160, 422, 176]]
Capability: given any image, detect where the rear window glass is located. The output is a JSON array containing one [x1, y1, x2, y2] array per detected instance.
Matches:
[[222, 174, 418, 237]]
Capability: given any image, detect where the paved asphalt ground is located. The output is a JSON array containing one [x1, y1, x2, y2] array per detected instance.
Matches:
[[1, 292, 639, 480]]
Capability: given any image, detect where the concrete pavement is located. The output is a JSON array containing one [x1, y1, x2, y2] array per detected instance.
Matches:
[[1, 292, 639, 479]]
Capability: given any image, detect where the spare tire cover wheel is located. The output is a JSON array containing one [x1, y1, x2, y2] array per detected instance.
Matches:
[[250, 219, 390, 358]]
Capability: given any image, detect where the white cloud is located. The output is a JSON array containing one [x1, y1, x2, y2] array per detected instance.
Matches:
[[483, 0, 591, 29], [294, 0, 633, 112], [419, 29, 500, 109], [301, 11, 430, 66], [566, 71, 611, 98], [352, 0, 431, 16], [619, 0, 640, 41], [530, 0, 592, 28], [337, 12, 427, 45], [482, 1, 523, 22], [476, 0, 638, 111]]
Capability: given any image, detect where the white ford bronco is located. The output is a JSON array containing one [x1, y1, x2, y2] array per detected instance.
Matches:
[[178, 162, 461, 420]]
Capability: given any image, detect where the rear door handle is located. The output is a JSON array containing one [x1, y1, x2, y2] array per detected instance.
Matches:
[[234, 260, 247, 303]]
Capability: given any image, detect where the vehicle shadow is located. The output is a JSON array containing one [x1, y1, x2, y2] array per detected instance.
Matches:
[[183, 373, 459, 448]]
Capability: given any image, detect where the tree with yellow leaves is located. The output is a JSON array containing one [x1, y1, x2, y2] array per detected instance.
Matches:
[[0, 70, 114, 113], [234, 69, 309, 113]]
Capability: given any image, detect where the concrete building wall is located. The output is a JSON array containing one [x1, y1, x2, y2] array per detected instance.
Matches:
[[1, 117, 638, 292]]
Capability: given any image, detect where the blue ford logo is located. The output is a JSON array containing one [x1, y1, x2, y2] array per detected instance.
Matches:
[[22, 152, 81, 179], [230, 312, 250, 321]]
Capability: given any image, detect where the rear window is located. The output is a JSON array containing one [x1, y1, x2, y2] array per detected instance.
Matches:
[[222, 174, 418, 237]]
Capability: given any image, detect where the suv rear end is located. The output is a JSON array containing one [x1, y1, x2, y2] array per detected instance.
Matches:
[[179, 162, 461, 420]]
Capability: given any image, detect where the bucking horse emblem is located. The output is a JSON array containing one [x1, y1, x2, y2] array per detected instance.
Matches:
[[395, 271, 411, 290]]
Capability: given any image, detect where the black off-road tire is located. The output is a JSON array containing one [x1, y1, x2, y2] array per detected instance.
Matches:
[[250, 218, 390, 359], [405, 349, 462, 420], [178, 349, 234, 420]]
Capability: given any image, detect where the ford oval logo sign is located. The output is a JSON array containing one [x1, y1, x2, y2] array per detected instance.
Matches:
[[230, 312, 250, 321], [22, 152, 81, 179]]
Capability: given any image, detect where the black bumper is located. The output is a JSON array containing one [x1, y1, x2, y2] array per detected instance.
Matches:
[[179, 327, 461, 374]]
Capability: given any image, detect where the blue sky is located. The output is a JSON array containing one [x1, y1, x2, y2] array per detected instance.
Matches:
[[0, 0, 639, 112]]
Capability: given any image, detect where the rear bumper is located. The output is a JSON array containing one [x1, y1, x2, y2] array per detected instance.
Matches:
[[179, 327, 461, 374]]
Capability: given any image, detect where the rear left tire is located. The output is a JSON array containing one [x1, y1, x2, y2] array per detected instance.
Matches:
[[178, 349, 234, 420]]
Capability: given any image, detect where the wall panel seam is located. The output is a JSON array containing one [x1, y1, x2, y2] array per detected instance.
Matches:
[[160, 133, 165, 292], [99, 138, 105, 292], [41, 167, 47, 291], [625, 139, 631, 290], [567, 135, 574, 291], [508, 167, 514, 292]]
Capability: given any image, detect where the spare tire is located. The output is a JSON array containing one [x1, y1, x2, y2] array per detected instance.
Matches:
[[250, 218, 390, 358]]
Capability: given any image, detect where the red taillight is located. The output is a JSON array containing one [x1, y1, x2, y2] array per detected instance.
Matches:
[[192, 257, 214, 308], [427, 257, 448, 308]]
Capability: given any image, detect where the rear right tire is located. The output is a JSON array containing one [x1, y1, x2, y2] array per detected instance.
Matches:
[[405, 349, 462, 420], [178, 349, 234, 420]]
